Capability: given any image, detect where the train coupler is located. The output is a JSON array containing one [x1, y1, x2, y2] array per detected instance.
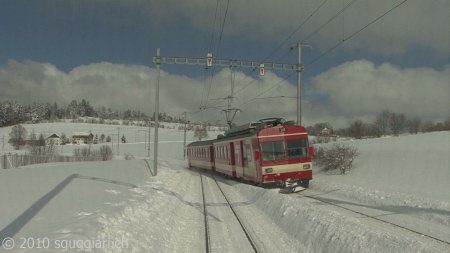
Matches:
[[278, 179, 305, 194]]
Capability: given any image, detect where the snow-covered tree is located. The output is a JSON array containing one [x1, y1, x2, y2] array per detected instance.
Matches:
[[67, 100, 79, 119]]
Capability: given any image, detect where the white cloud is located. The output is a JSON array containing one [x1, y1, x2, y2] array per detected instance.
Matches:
[[0, 60, 300, 125], [1, 59, 448, 129], [309, 59, 450, 128]]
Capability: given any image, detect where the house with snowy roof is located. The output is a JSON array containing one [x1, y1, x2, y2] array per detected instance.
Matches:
[[72, 132, 94, 145], [45, 134, 64, 145]]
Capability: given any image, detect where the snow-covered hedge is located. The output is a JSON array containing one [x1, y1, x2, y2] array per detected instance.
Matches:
[[313, 144, 359, 174]]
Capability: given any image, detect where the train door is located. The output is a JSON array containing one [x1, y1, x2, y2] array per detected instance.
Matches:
[[229, 143, 236, 177], [234, 141, 243, 177], [243, 142, 256, 178]]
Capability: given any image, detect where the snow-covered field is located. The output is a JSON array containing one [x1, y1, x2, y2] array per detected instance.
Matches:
[[0, 123, 449, 252], [0, 122, 214, 160]]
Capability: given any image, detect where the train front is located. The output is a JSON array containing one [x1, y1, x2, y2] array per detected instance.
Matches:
[[257, 124, 313, 193]]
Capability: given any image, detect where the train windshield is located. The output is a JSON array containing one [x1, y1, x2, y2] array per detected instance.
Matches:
[[260, 141, 286, 161], [260, 139, 308, 161], [286, 139, 309, 159]]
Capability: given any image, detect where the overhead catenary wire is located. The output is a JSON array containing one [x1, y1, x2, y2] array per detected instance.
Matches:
[[203, 0, 329, 110], [201, 0, 410, 124], [263, 0, 329, 62], [203, 0, 231, 115], [301, 0, 357, 44], [305, 0, 409, 67], [225, 0, 410, 110], [236, 72, 296, 109], [199, 0, 221, 112]]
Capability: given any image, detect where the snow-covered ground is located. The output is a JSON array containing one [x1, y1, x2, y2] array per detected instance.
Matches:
[[0, 123, 449, 252], [0, 122, 214, 160]]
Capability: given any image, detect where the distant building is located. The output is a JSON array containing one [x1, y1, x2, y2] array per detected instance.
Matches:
[[72, 132, 94, 145], [46, 134, 64, 145], [322, 128, 330, 137]]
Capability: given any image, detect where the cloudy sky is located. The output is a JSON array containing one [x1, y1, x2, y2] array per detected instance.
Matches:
[[1, 0, 449, 128]]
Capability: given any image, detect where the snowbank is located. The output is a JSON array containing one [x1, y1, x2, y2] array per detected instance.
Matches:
[[0, 124, 448, 252]]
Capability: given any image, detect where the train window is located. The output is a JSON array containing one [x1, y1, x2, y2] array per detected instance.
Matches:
[[226, 146, 229, 160], [260, 141, 286, 161], [286, 139, 308, 159]]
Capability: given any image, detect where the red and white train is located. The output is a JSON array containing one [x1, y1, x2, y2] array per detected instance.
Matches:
[[187, 118, 313, 192]]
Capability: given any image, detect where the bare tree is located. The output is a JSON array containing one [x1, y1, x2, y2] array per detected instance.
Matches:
[[194, 126, 209, 141], [408, 117, 421, 134], [60, 133, 68, 145], [421, 120, 435, 133], [389, 113, 407, 136], [372, 109, 391, 137], [348, 120, 367, 139], [100, 145, 114, 161], [8, 125, 28, 150], [27, 130, 39, 155], [27, 133, 56, 156]]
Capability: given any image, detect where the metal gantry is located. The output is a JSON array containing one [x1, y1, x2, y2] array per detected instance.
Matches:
[[153, 56, 300, 71], [152, 47, 310, 175]]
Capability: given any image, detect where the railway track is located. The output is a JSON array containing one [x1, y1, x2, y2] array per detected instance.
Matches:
[[200, 172, 259, 253], [298, 192, 450, 247]]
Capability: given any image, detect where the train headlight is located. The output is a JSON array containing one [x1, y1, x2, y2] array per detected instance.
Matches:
[[265, 168, 273, 173], [303, 164, 311, 169]]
